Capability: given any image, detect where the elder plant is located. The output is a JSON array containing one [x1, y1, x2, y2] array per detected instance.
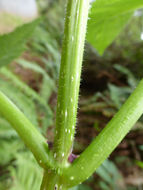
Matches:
[[1, 0, 143, 190]]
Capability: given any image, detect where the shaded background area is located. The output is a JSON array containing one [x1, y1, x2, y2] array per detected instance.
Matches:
[[0, 0, 143, 189]]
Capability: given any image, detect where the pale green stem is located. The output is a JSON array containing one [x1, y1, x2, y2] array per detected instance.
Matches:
[[40, 171, 58, 190], [53, 0, 90, 167], [40, 170, 67, 190], [40, 0, 90, 188], [62, 79, 143, 187], [0, 91, 53, 169]]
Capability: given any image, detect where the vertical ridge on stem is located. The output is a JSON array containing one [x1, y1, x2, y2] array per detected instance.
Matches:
[[53, 0, 90, 166]]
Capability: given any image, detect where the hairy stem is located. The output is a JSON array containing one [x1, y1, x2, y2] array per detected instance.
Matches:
[[62, 79, 143, 187], [0, 91, 53, 169], [40, 170, 67, 190], [53, 0, 90, 167], [40, 171, 58, 190]]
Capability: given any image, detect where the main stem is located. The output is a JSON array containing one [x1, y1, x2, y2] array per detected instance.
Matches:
[[53, 0, 90, 167], [40, 0, 90, 189]]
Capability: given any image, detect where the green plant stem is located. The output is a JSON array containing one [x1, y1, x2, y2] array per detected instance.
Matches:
[[62, 79, 143, 187], [40, 171, 57, 190], [0, 91, 53, 169], [40, 171, 67, 190], [53, 0, 90, 167]]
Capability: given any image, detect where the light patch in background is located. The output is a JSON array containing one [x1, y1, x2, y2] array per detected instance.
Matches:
[[0, 0, 38, 34], [0, 0, 38, 19], [140, 33, 143, 40], [134, 10, 142, 17]]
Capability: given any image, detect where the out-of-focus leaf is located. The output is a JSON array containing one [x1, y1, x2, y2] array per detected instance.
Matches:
[[113, 64, 138, 88], [0, 182, 8, 190], [70, 184, 92, 190], [0, 19, 40, 67], [108, 83, 132, 109], [96, 159, 125, 190], [99, 181, 110, 190], [18, 59, 56, 101], [69, 187, 79, 190], [10, 153, 42, 190], [135, 160, 143, 169], [78, 184, 92, 190], [87, 0, 143, 54], [0, 140, 22, 165], [0, 80, 38, 126], [0, 67, 53, 131], [0, 118, 17, 138]]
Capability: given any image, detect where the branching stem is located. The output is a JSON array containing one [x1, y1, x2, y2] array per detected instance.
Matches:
[[62, 79, 143, 187], [2, 0, 143, 190]]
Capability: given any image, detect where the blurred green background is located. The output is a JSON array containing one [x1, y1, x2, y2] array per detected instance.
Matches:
[[0, 0, 143, 189]]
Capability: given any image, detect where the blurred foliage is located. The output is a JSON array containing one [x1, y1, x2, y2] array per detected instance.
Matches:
[[87, 0, 143, 54], [96, 160, 125, 190], [9, 153, 42, 190], [0, 0, 143, 190], [0, 19, 40, 67], [0, 1, 61, 189], [80, 64, 139, 118]]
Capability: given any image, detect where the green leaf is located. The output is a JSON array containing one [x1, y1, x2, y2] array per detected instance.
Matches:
[[0, 139, 22, 165], [87, 0, 143, 54], [18, 59, 56, 100], [0, 19, 40, 67], [0, 67, 53, 132], [108, 84, 132, 109], [10, 153, 42, 190], [96, 159, 124, 190], [113, 64, 138, 88], [0, 80, 38, 127], [0, 117, 17, 138]]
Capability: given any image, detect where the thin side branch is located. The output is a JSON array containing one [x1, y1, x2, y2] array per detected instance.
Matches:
[[0, 91, 53, 169], [62, 79, 143, 187]]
